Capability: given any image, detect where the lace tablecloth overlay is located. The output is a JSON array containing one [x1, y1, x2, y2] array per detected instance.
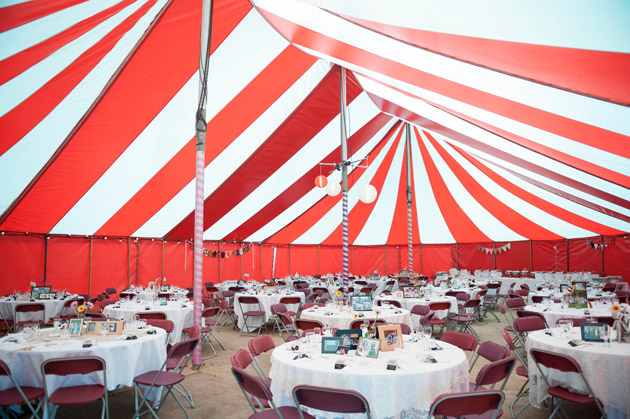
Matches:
[[523, 304, 613, 327], [269, 338, 469, 418], [526, 328, 630, 418]]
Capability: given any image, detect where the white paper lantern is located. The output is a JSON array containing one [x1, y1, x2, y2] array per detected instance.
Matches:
[[326, 181, 341, 196], [359, 184, 377, 203]]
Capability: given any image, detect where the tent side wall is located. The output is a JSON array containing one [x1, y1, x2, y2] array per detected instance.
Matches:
[[0, 234, 628, 296]]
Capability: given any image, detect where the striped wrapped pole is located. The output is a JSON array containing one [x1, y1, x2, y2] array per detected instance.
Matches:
[[339, 66, 349, 302], [405, 123, 413, 272]]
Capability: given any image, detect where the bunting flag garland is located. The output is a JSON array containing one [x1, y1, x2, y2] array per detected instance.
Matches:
[[586, 238, 615, 249], [203, 243, 251, 258], [478, 243, 511, 255]]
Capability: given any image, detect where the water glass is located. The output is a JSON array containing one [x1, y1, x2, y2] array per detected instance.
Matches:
[[313, 327, 322, 343], [53, 315, 61, 330]]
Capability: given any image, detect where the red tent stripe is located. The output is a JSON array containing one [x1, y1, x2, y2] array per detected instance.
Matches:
[[0, 0, 85, 33]]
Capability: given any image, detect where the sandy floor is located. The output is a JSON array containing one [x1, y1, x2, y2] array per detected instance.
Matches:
[[39, 311, 603, 418]]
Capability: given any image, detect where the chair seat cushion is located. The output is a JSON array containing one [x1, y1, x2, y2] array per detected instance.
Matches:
[[49, 385, 104, 406], [243, 311, 265, 316], [0, 386, 44, 406], [134, 371, 185, 387], [516, 365, 528, 377], [547, 386, 595, 404]]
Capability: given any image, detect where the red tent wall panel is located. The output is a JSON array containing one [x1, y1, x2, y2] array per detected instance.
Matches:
[[91, 238, 129, 296], [319, 245, 343, 276], [351, 246, 386, 276], [274, 245, 290, 279], [0, 234, 44, 295], [129, 239, 139, 287], [421, 244, 451, 277], [385, 246, 401, 274], [47, 236, 89, 295], [532, 240, 567, 272], [457, 243, 494, 271], [289, 245, 318, 278], [164, 240, 193, 289], [412, 245, 422, 276], [568, 237, 601, 275], [136, 239, 163, 287], [218, 242, 242, 282], [603, 236, 630, 282], [496, 241, 531, 272], [243, 243, 260, 282]]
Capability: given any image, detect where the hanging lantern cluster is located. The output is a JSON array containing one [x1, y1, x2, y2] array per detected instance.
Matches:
[[314, 164, 376, 203]]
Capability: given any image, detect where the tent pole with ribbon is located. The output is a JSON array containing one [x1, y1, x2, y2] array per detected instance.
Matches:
[[192, 0, 213, 369], [405, 123, 413, 272], [340, 66, 350, 303]]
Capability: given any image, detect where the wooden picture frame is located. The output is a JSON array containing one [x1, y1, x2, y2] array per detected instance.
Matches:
[[263, 286, 278, 295], [356, 337, 380, 358], [68, 318, 84, 337], [100, 320, 123, 335], [377, 324, 404, 351], [334, 329, 362, 350], [85, 321, 99, 334], [321, 337, 343, 354]]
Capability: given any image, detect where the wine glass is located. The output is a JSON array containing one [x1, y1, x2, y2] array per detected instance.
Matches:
[[100, 324, 109, 339], [53, 315, 61, 330]]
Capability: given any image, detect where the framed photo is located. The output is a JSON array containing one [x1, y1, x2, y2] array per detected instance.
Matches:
[[580, 322, 606, 342], [326, 278, 335, 287], [32, 286, 51, 299], [572, 281, 587, 290], [68, 318, 83, 336], [85, 321, 99, 334], [334, 329, 362, 350], [321, 337, 343, 354], [38, 293, 55, 300], [147, 281, 156, 291], [161, 284, 170, 291], [335, 345, 352, 355], [100, 321, 123, 335], [159, 297, 168, 306], [394, 290, 403, 299], [263, 286, 278, 295], [351, 295, 373, 311], [377, 324, 404, 351], [402, 286, 420, 298], [356, 337, 380, 358]]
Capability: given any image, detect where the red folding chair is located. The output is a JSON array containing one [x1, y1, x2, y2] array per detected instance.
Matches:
[[135, 311, 167, 320], [247, 335, 275, 385], [529, 348, 607, 419], [13, 303, 46, 332], [232, 366, 301, 418], [469, 340, 510, 371], [279, 296, 302, 318], [294, 319, 325, 337], [470, 357, 516, 391], [276, 313, 299, 342], [41, 356, 108, 419], [183, 307, 224, 359], [427, 301, 451, 337], [230, 350, 270, 410], [440, 331, 477, 363], [145, 318, 174, 347], [429, 390, 505, 419], [237, 296, 267, 336], [0, 360, 44, 419], [133, 337, 200, 419], [59, 298, 85, 321], [292, 384, 371, 419], [501, 330, 531, 418]]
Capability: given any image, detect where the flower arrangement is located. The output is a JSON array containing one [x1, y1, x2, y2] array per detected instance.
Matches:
[[71, 301, 93, 319]]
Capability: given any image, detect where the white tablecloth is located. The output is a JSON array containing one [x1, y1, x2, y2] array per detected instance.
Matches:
[[0, 299, 67, 322], [269, 337, 469, 418], [103, 301, 193, 344], [0, 327, 166, 394], [374, 295, 458, 323], [234, 292, 305, 332], [523, 303, 614, 327], [526, 328, 630, 418], [300, 307, 412, 330]]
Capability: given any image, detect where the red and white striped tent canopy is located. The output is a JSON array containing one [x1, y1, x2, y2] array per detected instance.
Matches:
[[1, 0, 629, 246]]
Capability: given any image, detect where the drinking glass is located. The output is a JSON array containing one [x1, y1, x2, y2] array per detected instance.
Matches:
[[305, 331, 315, 346], [602, 325, 610, 346], [557, 319, 572, 337], [313, 327, 322, 343], [53, 315, 61, 330]]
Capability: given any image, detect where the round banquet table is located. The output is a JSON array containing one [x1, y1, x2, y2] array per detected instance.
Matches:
[[527, 289, 616, 304], [374, 295, 458, 321], [269, 336, 469, 418], [0, 327, 167, 394], [0, 298, 67, 323], [299, 307, 413, 330], [103, 301, 193, 344], [526, 328, 630, 418], [234, 292, 305, 332], [522, 303, 614, 327]]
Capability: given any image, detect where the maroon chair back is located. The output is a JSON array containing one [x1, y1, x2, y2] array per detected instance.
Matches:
[[477, 341, 510, 363], [85, 311, 107, 321], [531, 295, 544, 303], [238, 296, 261, 305], [428, 301, 451, 311], [429, 390, 504, 419], [168, 337, 200, 361], [555, 317, 587, 327], [231, 367, 274, 404], [270, 303, 288, 315], [145, 319, 174, 333], [596, 316, 614, 327], [440, 331, 478, 351], [136, 311, 167, 320], [514, 289, 529, 297], [301, 303, 323, 310], [280, 296, 301, 305], [512, 315, 546, 333], [15, 303, 45, 313], [473, 357, 516, 390], [42, 356, 105, 376], [530, 348, 582, 373], [295, 319, 325, 334], [230, 349, 253, 369], [516, 310, 549, 327], [349, 318, 386, 330], [505, 297, 526, 309], [292, 384, 371, 416], [186, 325, 201, 338], [248, 335, 275, 357], [392, 322, 411, 335], [411, 304, 430, 315]]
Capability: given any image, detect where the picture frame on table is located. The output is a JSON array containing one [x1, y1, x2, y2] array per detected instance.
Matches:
[[580, 322, 606, 342], [159, 297, 168, 306], [161, 284, 170, 291], [263, 286, 278, 295], [326, 278, 335, 287], [394, 290, 403, 299], [147, 281, 156, 291], [38, 293, 55, 300], [377, 324, 403, 351], [402, 286, 420, 298], [335, 329, 362, 350], [100, 320, 123, 335], [351, 295, 373, 311], [31, 286, 51, 299], [68, 318, 83, 336], [355, 337, 380, 358], [85, 321, 99, 334], [321, 337, 343, 354]]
